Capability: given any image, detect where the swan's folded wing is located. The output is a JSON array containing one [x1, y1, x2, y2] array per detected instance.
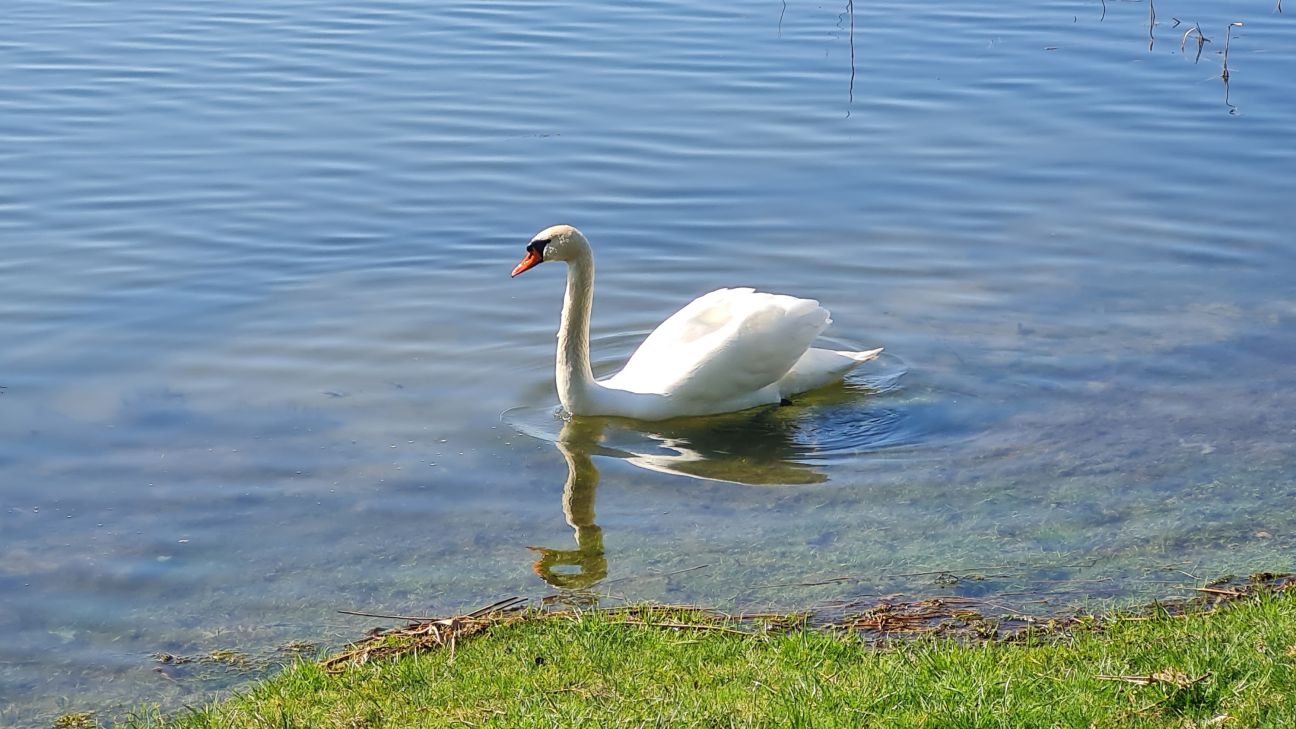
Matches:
[[604, 288, 830, 404]]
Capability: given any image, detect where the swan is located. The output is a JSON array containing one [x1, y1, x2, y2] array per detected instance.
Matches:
[[511, 224, 882, 421]]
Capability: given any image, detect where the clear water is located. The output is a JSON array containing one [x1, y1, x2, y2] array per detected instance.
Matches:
[[2, 0, 1295, 723]]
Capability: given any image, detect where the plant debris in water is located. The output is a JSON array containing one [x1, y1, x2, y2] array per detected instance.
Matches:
[[52, 713, 96, 729]]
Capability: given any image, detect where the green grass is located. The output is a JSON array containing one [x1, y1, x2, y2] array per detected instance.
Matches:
[[121, 594, 1296, 728]]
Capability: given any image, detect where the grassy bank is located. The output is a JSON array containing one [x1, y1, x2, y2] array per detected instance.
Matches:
[[118, 591, 1296, 728]]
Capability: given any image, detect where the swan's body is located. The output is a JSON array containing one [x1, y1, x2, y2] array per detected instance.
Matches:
[[512, 225, 881, 421]]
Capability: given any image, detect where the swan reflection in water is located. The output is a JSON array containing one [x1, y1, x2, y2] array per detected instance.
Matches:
[[528, 396, 910, 590], [527, 418, 608, 590]]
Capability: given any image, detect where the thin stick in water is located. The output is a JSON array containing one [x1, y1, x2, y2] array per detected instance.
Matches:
[[1148, 0, 1157, 50], [1180, 22, 1209, 64], [1222, 22, 1243, 82]]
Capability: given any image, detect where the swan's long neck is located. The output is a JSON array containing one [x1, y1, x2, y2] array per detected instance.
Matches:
[[556, 250, 597, 412]]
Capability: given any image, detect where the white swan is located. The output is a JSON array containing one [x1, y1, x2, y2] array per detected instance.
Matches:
[[511, 225, 882, 421]]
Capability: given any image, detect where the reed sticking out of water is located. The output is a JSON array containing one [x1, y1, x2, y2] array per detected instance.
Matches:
[[829, 0, 856, 110], [1180, 22, 1209, 63], [1147, 0, 1157, 50], [847, 0, 855, 105], [1222, 21, 1243, 82]]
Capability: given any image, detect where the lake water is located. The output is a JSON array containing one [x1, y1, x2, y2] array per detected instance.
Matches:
[[2, 0, 1295, 723]]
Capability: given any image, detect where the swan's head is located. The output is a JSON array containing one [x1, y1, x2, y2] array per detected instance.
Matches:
[[511, 224, 590, 277]]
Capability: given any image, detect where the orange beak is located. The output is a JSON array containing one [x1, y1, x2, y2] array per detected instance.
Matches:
[[511, 249, 543, 277]]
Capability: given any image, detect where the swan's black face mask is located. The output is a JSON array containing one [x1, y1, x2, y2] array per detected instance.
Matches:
[[511, 238, 549, 277]]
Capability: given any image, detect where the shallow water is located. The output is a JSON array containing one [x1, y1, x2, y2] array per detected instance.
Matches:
[[2, 0, 1295, 723]]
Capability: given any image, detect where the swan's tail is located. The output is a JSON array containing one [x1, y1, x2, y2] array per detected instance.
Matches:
[[777, 346, 884, 396], [840, 347, 883, 364]]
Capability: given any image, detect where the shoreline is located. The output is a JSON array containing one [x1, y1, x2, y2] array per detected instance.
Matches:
[[97, 574, 1296, 727]]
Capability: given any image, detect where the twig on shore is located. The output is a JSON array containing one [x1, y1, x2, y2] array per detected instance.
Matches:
[[1097, 670, 1211, 688], [336, 596, 526, 623], [337, 609, 438, 621], [608, 619, 753, 636], [466, 596, 528, 617], [1195, 586, 1245, 597]]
